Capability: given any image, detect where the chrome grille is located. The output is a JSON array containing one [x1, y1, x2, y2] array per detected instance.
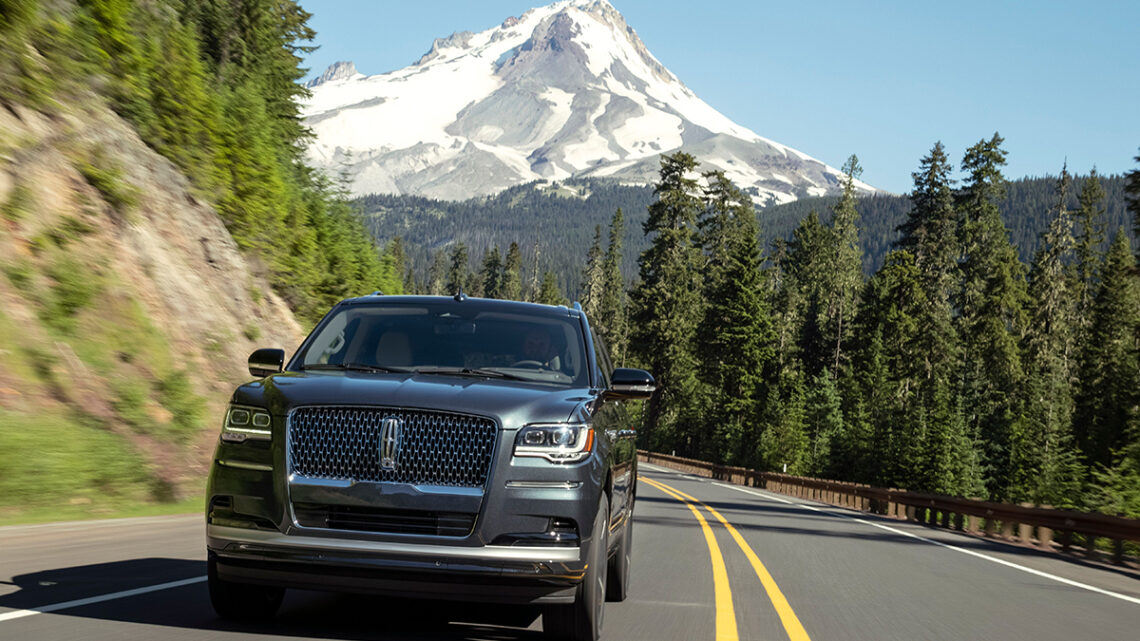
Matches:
[[288, 407, 497, 487]]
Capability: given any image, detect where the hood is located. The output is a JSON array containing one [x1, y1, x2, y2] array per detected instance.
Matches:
[[232, 371, 589, 429]]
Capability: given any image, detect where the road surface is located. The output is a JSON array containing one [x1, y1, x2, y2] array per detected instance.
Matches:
[[2, 464, 1137, 640]]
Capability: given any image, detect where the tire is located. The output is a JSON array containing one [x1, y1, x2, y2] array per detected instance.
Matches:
[[605, 513, 632, 602], [207, 553, 284, 621], [544, 494, 609, 641]]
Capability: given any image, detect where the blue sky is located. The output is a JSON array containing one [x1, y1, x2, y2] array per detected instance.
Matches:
[[298, 0, 1140, 194]]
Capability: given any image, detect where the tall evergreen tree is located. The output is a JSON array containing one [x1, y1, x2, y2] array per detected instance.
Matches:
[[1015, 165, 1084, 504], [897, 141, 958, 300], [1125, 149, 1140, 261], [501, 242, 523, 301], [630, 152, 705, 453], [694, 171, 774, 464], [480, 246, 503, 299], [445, 243, 467, 295], [599, 209, 627, 364], [956, 133, 1028, 498], [1073, 169, 1107, 328], [427, 249, 447, 296], [579, 225, 605, 320], [1073, 230, 1140, 470], [538, 270, 566, 306], [848, 251, 979, 495], [820, 155, 865, 379]]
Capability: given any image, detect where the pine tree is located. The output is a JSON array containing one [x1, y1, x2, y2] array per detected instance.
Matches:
[[897, 141, 958, 300], [480, 246, 502, 299], [695, 171, 774, 464], [1073, 230, 1140, 471], [804, 372, 843, 476], [538, 271, 566, 306], [1015, 165, 1084, 504], [501, 242, 523, 301], [579, 225, 605, 320], [427, 249, 447, 296], [1073, 169, 1107, 328], [599, 209, 627, 364], [820, 155, 865, 379], [446, 243, 468, 295], [848, 251, 978, 494], [956, 133, 1028, 498], [1125, 149, 1140, 261], [630, 152, 705, 453]]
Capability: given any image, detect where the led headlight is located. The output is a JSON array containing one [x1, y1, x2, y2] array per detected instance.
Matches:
[[514, 423, 594, 463], [221, 404, 272, 442]]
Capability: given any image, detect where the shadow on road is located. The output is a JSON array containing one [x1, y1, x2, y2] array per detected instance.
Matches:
[[2, 558, 545, 640]]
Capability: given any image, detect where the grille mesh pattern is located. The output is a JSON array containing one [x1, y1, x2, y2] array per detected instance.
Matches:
[[289, 407, 497, 487]]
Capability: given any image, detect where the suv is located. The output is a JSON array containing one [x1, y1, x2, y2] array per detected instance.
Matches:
[[205, 294, 654, 641]]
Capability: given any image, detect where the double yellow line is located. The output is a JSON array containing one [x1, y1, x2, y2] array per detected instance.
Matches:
[[641, 476, 811, 641]]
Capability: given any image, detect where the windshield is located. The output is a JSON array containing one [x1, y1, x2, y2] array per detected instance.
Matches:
[[294, 302, 588, 386]]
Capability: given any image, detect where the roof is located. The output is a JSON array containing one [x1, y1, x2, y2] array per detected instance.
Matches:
[[338, 294, 581, 318]]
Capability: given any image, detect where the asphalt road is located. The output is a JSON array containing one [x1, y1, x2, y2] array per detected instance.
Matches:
[[2, 464, 1138, 640]]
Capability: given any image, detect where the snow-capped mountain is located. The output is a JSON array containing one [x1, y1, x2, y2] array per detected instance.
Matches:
[[302, 0, 874, 204]]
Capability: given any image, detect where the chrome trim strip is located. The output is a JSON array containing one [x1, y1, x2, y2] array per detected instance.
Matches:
[[289, 474, 354, 488], [287, 475, 484, 497], [208, 525, 580, 562], [217, 460, 273, 472], [505, 481, 582, 490]]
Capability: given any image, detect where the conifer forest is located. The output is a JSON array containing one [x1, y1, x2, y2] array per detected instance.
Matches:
[[415, 143, 1140, 519]]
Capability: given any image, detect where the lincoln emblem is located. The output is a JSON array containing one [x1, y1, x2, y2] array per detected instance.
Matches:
[[379, 416, 402, 471]]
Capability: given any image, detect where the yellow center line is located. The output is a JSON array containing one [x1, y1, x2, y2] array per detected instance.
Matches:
[[648, 477, 812, 641], [642, 476, 739, 641]]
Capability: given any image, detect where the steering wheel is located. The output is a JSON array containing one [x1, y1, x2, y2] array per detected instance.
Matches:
[[509, 360, 546, 369]]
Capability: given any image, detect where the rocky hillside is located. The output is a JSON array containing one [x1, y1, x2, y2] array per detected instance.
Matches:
[[0, 99, 304, 521]]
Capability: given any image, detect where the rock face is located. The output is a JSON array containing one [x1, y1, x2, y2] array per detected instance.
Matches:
[[0, 100, 305, 499], [302, 0, 875, 204], [304, 60, 360, 88]]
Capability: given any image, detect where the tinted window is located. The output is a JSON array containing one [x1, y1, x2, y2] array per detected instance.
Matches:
[[296, 303, 588, 386]]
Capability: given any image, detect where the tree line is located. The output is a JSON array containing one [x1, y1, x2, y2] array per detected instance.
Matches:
[[601, 143, 1139, 517]]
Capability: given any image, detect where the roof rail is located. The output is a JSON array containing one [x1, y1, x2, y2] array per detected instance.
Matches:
[[370, 290, 384, 296]]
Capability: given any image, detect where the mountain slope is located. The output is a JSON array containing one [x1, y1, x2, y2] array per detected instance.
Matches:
[[303, 0, 874, 204]]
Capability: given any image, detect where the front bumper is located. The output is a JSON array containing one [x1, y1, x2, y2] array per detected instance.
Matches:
[[208, 525, 585, 604]]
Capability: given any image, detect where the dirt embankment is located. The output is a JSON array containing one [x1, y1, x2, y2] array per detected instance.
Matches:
[[0, 98, 305, 511]]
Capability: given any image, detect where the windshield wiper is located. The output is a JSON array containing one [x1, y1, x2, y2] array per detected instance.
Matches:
[[301, 363, 413, 374], [412, 366, 530, 381]]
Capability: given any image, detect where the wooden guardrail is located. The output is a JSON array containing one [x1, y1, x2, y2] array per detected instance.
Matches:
[[638, 450, 1140, 566]]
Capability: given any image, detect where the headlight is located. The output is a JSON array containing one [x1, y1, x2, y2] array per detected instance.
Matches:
[[221, 404, 272, 442], [514, 423, 594, 463]]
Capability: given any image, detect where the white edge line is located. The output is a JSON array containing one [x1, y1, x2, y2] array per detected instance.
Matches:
[[0, 576, 206, 623], [708, 481, 1140, 607]]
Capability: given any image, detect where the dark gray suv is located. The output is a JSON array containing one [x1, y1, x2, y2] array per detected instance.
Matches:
[[205, 294, 654, 641]]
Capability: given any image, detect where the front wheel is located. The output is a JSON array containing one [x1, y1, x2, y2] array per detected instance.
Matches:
[[544, 494, 609, 641], [207, 553, 284, 621], [605, 513, 632, 602]]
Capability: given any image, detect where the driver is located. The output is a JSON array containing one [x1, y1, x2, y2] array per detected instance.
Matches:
[[521, 327, 559, 368]]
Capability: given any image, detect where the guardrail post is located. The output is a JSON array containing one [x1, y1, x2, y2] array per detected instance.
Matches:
[[1001, 519, 1014, 541], [1085, 535, 1099, 561], [1018, 521, 1032, 544], [967, 514, 980, 533], [1112, 539, 1124, 565], [1038, 525, 1054, 551]]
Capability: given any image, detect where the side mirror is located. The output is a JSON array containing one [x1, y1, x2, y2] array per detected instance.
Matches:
[[604, 368, 656, 400], [248, 348, 285, 378]]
